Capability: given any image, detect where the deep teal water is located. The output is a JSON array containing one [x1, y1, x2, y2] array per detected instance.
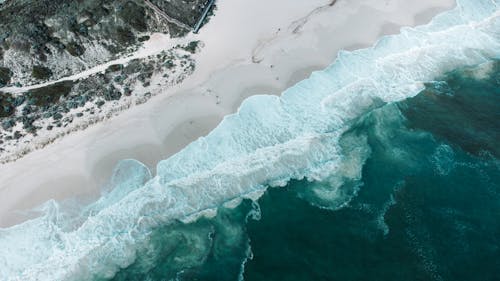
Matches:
[[111, 62, 499, 281]]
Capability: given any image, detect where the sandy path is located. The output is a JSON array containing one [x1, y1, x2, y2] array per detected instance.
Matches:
[[0, 33, 190, 94]]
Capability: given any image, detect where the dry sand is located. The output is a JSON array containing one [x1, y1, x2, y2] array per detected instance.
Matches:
[[0, 0, 456, 227]]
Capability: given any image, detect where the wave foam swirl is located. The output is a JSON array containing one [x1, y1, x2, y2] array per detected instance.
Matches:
[[1, 0, 499, 279]]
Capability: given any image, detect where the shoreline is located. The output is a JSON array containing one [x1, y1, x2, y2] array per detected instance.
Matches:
[[0, 0, 456, 227]]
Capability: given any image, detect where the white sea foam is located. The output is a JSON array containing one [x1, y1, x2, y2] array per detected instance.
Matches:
[[0, 0, 499, 279]]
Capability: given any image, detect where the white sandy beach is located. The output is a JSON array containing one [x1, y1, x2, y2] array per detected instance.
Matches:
[[0, 0, 455, 227]]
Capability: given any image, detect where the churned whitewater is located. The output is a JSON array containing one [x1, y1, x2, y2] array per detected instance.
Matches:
[[1, 0, 499, 280]]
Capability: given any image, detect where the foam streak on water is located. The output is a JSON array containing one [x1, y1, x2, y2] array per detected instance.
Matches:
[[0, 0, 499, 280]]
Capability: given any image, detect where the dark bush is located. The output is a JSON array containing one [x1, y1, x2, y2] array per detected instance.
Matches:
[[53, 112, 63, 120], [0, 67, 12, 87], [103, 86, 122, 101], [27, 81, 74, 106], [2, 119, 15, 130], [66, 42, 85, 56], [32, 65, 53, 80], [106, 64, 124, 73], [183, 41, 199, 54], [118, 1, 147, 32], [0, 92, 15, 117], [115, 27, 136, 45], [138, 35, 150, 42]]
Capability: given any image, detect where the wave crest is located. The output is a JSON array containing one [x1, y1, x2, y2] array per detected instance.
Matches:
[[1, 0, 500, 279]]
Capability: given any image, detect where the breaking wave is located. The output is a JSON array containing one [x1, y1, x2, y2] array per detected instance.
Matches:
[[0, 0, 499, 280]]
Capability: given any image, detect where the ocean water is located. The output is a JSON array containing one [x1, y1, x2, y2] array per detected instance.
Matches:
[[0, 0, 499, 280], [110, 60, 500, 281]]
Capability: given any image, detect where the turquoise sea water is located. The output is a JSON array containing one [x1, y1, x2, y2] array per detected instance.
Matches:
[[1, 1, 499, 280], [109, 61, 500, 281]]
